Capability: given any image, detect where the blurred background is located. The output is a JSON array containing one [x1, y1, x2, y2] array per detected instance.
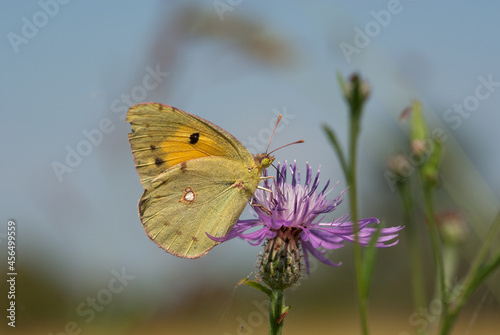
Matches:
[[2, 1, 500, 334]]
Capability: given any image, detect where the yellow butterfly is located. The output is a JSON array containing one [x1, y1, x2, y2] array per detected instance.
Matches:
[[127, 103, 275, 259]]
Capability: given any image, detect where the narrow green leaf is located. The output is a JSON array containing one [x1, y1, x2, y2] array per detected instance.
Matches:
[[336, 71, 347, 95], [470, 251, 500, 295], [322, 123, 348, 179], [361, 222, 383, 296], [240, 279, 272, 298]]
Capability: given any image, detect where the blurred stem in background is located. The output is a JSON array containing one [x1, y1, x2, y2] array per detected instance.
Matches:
[[322, 74, 500, 335], [440, 210, 500, 334], [388, 153, 428, 332], [411, 100, 450, 330], [397, 100, 500, 335], [324, 73, 376, 335]]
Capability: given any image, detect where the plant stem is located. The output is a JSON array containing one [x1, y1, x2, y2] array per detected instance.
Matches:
[[421, 185, 449, 333], [441, 210, 500, 334], [457, 211, 500, 304], [268, 289, 285, 335], [397, 181, 427, 326], [348, 109, 369, 335]]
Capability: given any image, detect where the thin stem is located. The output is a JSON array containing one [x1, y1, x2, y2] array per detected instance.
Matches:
[[348, 110, 369, 335], [457, 211, 500, 304], [441, 210, 500, 334], [421, 185, 449, 333], [397, 181, 427, 325], [268, 289, 285, 335]]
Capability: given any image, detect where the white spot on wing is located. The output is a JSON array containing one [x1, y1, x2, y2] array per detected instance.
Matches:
[[180, 186, 196, 204]]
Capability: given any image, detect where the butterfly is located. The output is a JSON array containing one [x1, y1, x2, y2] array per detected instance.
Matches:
[[127, 103, 275, 259]]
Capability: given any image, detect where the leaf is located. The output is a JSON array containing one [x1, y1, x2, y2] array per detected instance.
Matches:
[[361, 222, 383, 297], [322, 124, 348, 179], [240, 279, 272, 297]]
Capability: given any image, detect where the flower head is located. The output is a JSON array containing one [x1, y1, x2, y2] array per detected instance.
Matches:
[[339, 73, 371, 117], [435, 209, 468, 246], [212, 161, 403, 285]]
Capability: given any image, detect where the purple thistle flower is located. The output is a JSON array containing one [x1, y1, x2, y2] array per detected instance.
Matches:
[[213, 161, 403, 277]]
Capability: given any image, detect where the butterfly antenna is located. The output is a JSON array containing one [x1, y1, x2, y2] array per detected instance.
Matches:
[[266, 114, 283, 154], [268, 140, 304, 155]]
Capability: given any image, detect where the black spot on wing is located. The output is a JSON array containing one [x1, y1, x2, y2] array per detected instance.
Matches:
[[155, 157, 164, 167], [189, 132, 200, 144], [150, 144, 156, 150]]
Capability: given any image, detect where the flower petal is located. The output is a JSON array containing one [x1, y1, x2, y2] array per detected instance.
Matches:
[[302, 241, 342, 274]]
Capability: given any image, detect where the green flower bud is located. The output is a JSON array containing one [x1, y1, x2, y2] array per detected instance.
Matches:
[[387, 153, 412, 182], [338, 72, 370, 118], [407, 100, 444, 188], [435, 210, 468, 246], [421, 134, 443, 188], [259, 228, 302, 290], [409, 100, 429, 158]]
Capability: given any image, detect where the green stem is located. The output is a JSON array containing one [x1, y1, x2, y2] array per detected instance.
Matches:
[[397, 181, 427, 326], [421, 185, 449, 334], [457, 211, 500, 304], [348, 111, 369, 335], [441, 210, 500, 334], [268, 289, 286, 335]]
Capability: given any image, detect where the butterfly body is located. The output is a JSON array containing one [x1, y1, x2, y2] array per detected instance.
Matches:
[[127, 103, 273, 258]]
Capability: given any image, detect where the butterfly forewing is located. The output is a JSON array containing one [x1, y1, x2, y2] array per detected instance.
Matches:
[[127, 103, 253, 188]]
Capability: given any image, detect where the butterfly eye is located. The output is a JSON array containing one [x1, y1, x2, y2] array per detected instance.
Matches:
[[262, 157, 271, 168]]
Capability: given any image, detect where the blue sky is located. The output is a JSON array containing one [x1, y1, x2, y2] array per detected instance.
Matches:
[[2, 0, 500, 306]]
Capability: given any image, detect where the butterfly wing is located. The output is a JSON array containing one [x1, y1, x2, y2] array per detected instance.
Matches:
[[127, 103, 254, 189], [139, 156, 262, 258]]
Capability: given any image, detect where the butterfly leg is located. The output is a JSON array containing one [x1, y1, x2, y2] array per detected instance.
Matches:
[[250, 199, 272, 216], [258, 175, 284, 206], [256, 185, 278, 209]]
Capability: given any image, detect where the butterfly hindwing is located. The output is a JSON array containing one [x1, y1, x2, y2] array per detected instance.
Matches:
[[127, 103, 253, 188], [138, 156, 262, 258]]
